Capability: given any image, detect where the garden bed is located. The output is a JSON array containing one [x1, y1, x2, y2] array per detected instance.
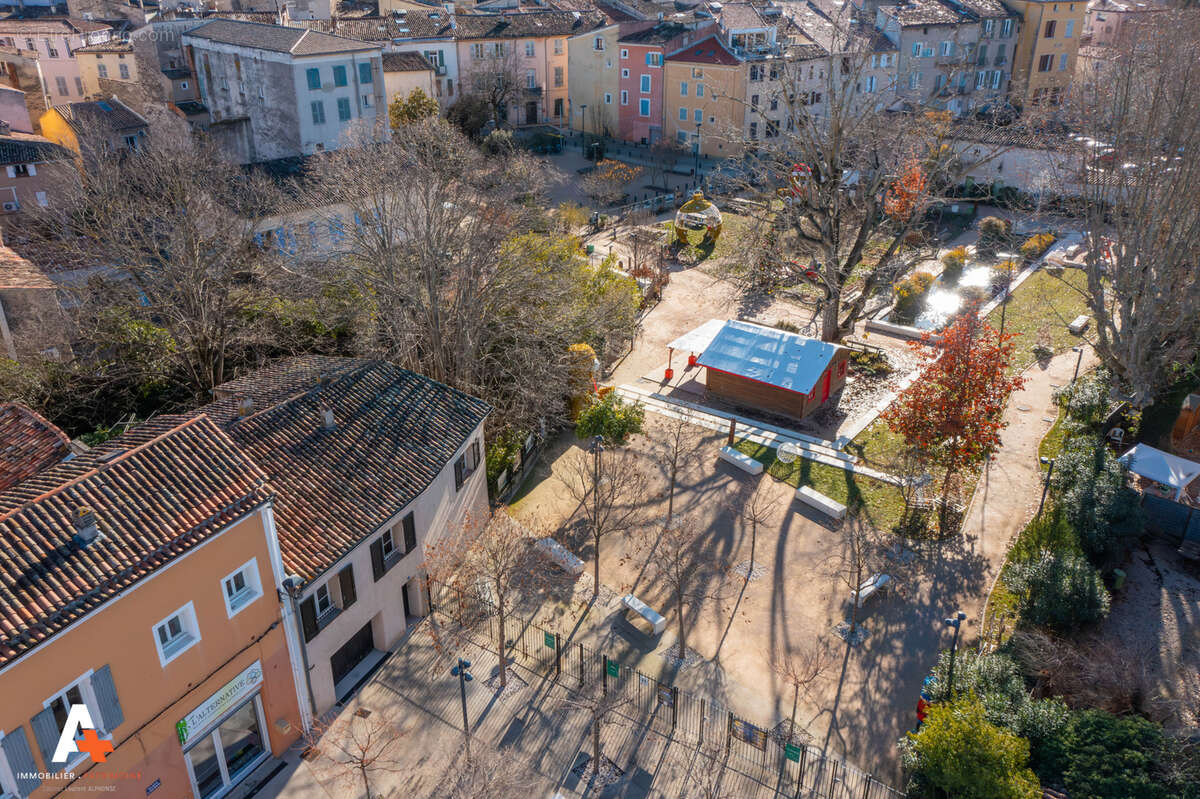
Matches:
[[985, 268, 1091, 369]]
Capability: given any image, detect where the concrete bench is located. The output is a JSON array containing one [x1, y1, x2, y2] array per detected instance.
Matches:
[[851, 573, 892, 608], [621, 593, 666, 636], [536, 537, 584, 576], [718, 446, 763, 475], [1068, 315, 1090, 335], [795, 485, 847, 520]]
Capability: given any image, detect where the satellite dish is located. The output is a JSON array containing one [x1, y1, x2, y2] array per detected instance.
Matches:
[[778, 442, 801, 464]]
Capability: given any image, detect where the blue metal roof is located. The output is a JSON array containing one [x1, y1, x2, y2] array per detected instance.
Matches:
[[697, 320, 842, 395]]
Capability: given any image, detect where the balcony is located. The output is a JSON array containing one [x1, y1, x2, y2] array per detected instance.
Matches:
[[434, 64, 447, 76]]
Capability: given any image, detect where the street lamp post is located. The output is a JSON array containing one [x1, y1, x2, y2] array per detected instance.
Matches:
[[943, 611, 967, 697], [450, 658, 473, 757], [588, 435, 604, 598], [580, 103, 588, 149], [694, 122, 702, 177], [1037, 456, 1055, 517]]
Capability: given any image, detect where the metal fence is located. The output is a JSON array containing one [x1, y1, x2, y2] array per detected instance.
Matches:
[[429, 580, 905, 799]]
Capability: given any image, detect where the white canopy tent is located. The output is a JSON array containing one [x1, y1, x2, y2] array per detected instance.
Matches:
[[1119, 444, 1200, 501]]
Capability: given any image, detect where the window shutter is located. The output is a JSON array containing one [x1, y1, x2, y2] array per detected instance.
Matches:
[[30, 707, 59, 768], [454, 458, 464, 490], [4, 166, 13, 178], [370, 538, 385, 581], [1, 727, 41, 797], [27, 164, 35, 176], [339, 565, 356, 610], [645, 52, 650, 65], [91, 664, 124, 732], [403, 513, 416, 554], [300, 596, 318, 642]]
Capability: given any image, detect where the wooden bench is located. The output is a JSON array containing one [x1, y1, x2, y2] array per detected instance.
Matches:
[[851, 573, 892, 608], [718, 446, 763, 475], [621, 593, 666, 636], [535, 537, 584, 576], [795, 485, 847, 520], [1068, 315, 1090, 335]]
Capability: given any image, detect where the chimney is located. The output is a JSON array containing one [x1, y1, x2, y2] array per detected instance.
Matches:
[[74, 507, 99, 545], [0, 120, 10, 136], [238, 395, 254, 417], [320, 406, 335, 430]]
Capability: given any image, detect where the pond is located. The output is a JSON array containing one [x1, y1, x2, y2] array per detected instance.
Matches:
[[909, 256, 1018, 330]]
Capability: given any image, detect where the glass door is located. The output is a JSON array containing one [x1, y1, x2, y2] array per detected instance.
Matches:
[[184, 696, 270, 799]]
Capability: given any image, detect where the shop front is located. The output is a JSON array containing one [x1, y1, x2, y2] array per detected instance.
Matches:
[[178, 661, 271, 799]]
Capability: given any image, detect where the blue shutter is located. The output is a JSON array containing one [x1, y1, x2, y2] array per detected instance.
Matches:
[[358, 62, 373, 84], [306, 67, 320, 89], [1, 728, 41, 797], [645, 52, 650, 65], [91, 665, 124, 732], [29, 708, 59, 768]]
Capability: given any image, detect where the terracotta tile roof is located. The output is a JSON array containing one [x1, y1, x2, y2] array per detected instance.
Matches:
[[451, 10, 608, 39], [185, 18, 380, 54], [0, 415, 270, 665], [666, 35, 739, 65], [382, 51, 434, 71], [295, 12, 454, 41], [50, 97, 149, 135], [878, 0, 965, 26], [202, 356, 491, 582], [0, 16, 113, 35], [0, 244, 56, 290], [0, 404, 69, 493], [0, 133, 74, 166], [73, 40, 134, 54]]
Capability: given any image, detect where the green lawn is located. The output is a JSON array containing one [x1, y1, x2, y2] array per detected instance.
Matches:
[[986, 268, 1091, 370], [733, 438, 908, 532], [845, 418, 910, 471], [1038, 407, 1068, 462]]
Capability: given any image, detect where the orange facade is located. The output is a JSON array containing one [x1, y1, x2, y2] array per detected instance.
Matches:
[[0, 507, 302, 799]]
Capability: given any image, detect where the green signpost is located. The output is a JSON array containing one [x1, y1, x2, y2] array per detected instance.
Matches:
[[544, 630, 555, 649], [606, 659, 619, 678], [785, 743, 802, 763]]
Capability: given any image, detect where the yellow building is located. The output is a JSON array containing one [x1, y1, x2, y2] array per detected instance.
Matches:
[[39, 97, 149, 160], [663, 36, 744, 158], [566, 22, 619, 135], [1007, 0, 1088, 107], [74, 40, 137, 99]]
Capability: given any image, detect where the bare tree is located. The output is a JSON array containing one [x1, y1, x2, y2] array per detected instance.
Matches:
[[560, 445, 645, 599], [304, 119, 637, 434], [459, 43, 526, 130], [622, 207, 659, 278], [557, 680, 634, 781], [1063, 11, 1200, 406], [303, 709, 407, 799], [834, 513, 884, 643], [15, 138, 285, 396], [425, 512, 554, 689], [713, 9, 1011, 341], [430, 742, 542, 798], [769, 635, 833, 745], [581, 160, 642, 207], [638, 515, 730, 661], [652, 414, 706, 524], [679, 738, 736, 799], [732, 476, 780, 581], [646, 137, 686, 190]]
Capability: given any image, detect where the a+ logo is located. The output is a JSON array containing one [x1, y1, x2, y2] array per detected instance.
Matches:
[[75, 729, 114, 763]]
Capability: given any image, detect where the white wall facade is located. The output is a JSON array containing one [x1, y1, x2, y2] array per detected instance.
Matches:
[[386, 39, 458, 107]]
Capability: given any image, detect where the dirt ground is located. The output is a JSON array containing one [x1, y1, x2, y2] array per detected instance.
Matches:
[[509, 415, 989, 783]]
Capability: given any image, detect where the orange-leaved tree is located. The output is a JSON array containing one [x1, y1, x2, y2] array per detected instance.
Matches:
[[882, 305, 1024, 531], [883, 159, 928, 223]]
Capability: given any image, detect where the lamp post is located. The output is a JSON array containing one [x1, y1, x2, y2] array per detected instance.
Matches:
[[588, 435, 604, 598], [450, 658, 473, 757], [580, 103, 588, 149], [1037, 456, 1055, 517], [694, 121, 702, 177], [943, 611, 967, 697]]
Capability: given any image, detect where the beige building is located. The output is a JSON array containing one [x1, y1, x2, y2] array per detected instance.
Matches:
[[566, 22, 620, 136], [1007, 0, 1087, 107], [382, 51, 436, 107], [663, 36, 744, 158], [75, 39, 138, 99]]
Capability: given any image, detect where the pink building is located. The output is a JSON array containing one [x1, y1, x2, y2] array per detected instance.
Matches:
[[0, 17, 112, 109], [1085, 0, 1164, 46], [616, 22, 712, 144]]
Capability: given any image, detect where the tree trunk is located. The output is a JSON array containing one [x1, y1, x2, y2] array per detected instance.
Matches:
[[593, 714, 602, 775], [497, 609, 508, 688], [667, 468, 676, 521], [676, 590, 686, 661], [748, 519, 757, 576], [937, 465, 957, 532], [593, 528, 601, 599], [360, 764, 371, 799]]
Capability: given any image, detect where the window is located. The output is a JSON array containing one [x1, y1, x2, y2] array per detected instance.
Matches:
[[1059, 53, 1068, 70], [1001, 19, 1013, 37], [221, 559, 263, 618], [337, 97, 352, 121], [975, 70, 986, 89], [977, 43, 988, 65], [554, 39, 563, 55], [749, 121, 757, 139], [694, 108, 702, 123], [769, 97, 778, 110], [181, 80, 189, 89], [526, 69, 536, 89], [911, 42, 923, 57], [750, 93, 759, 108], [679, 106, 688, 121], [621, 68, 629, 78], [331, 64, 347, 87], [639, 98, 650, 116], [995, 44, 1006, 65], [935, 74, 945, 91], [495, 42, 506, 57], [620, 48, 628, 59], [982, 19, 994, 36], [1038, 53, 1054, 71], [620, 89, 628, 105], [37, 668, 122, 769], [35, 191, 47, 206], [307, 67, 321, 89], [680, 81, 688, 96], [97, 62, 107, 78], [523, 40, 534, 58], [865, 75, 876, 92], [153, 602, 200, 666], [362, 93, 372, 107], [454, 440, 481, 490], [594, 37, 605, 51], [648, 52, 661, 67], [909, 71, 921, 89], [940, 41, 953, 56], [1044, 20, 1056, 38], [696, 82, 704, 97], [311, 100, 326, 124], [1064, 20, 1074, 38], [472, 42, 485, 59], [554, 97, 563, 116], [554, 66, 563, 87], [55, 76, 67, 96], [316, 582, 333, 615], [991, 69, 1002, 88], [640, 74, 650, 93], [45, 39, 57, 58], [118, 63, 129, 80], [358, 62, 373, 84], [604, 92, 612, 104]]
